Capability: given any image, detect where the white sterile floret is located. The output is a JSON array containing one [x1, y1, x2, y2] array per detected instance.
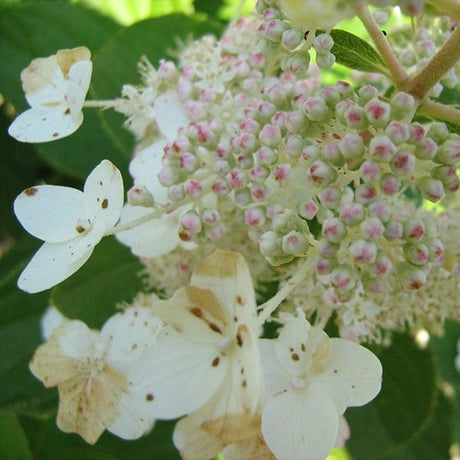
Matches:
[[259, 312, 382, 460], [133, 250, 263, 457], [29, 306, 163, 444], [278, 0, 355, 30], [8, 47, 92, 143], [14, 159, 123, 293], [40, 305, 67, 340], [116, 90, 194, 258]]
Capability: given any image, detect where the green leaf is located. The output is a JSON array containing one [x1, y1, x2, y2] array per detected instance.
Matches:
[[0, 413, 32, 460], [51, 237, 146, 329], [346, 333, 437, 459], [0, 237, 56, 416], [377, 390, 454, 460], [20, 415, 181, 460], [327, 29, 388, 75]]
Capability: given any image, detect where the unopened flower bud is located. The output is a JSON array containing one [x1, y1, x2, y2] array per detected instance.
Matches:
[[365, 98, 391, 127], [417, 176, 445, 202], [385, 121, 410, 145], [127, 185, 155, 207], [281, 28, 304, 50], [390, 150, 416, 176], [245, 206, 266, 227], [234, 187, 252, 206], [404, 242, 429, 265], [435, 137, 460, 165], [314, 33, 334, 53], [306, 160, 337, 186], [285, 134, 305, 158], [380, 173, 401, 195], [385, 220, 404, 240], [414, 138, 438, 160], [331, 265, 356, 292], [361, 217, 385, 239], [259, 231, 281, 256], [265, 19, 288, 42], [358, 85, 379, 104], [318, 239, 339, 258], [339, 132, 364, 160], [314, 254, 335, 275], [355, 183, 377, 204], [282, 230, 309, 255], [298, 200, 319, 220], [369, 136, 397, 162], [403, 218, 425, 242], [426, 122, 449, 144], [372, 251, 392, 276], [281, 53, 310, 74], [391, 92, 416, 117], [322, 217, 347, 243], [202, 208, 220, 226], [349, 239, 377, 264], [360, 161, 381, 182], [302, 97, 329, 122], [316, 51, 336, 69], [362, 276, 384, 294], [344, 105, 368, 129], [168, 184, 185, 201], [180, 210, 202, 235], [339, 202, 365, 226], [397, 262, 426, 290], [320, 85, 341, 107], [369, 200, 391, 222], [226, 169, 249, 189], [184, 178, 203, 198], [318, 187, 341, 209]]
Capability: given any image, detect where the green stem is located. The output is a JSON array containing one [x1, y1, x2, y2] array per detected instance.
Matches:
[[417, 99, 460, 126], [355, 3, 409, 87], [402, 27, 460, 100]]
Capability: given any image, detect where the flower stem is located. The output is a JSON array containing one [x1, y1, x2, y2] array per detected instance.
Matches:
[[83, 100, 121, 109], [402, 27, 460, 100], [257, 258, 312, 325], [355, 3, 409, 87], [417, 99, 460, 126]]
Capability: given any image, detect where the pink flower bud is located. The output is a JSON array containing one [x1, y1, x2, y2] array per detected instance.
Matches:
[[380, 173, 401, 195], [252, 184, 270, 201], [256, 146, 278, 165], [360, 161, 381, 182], [322, 217, 347, 242], [180, 211, 202, 235], [127, 185, 155, 207], [184, 178, 203, 198], [259, 123, 282, 147], [318, 187, 341, 209], [332, 265, 355, 291], [306, 160, 337, 186], [365, 98, 391, 127], [273, 163, 292, 183], [282, 230, 309, 255], [355, 183, 377, 204], [414, 138, 438, 160], [361, 217, 385, 239], [344, 105, 368, 129], [339, 132, 364, 160], [403, 218, 425, 242], [385, 221, 404, 240], [298, 200, 319, 219], [339, 202, 365, 226], [390, 150, 416, 176], [404, 243, 429, 265], [369, 136, 397, 162], [417, 176, 445, 202], [397, 262, 426, 290], [302, 96, 329, 122], [259, 231, 281, 256], [385, 121, 410, 145], [226, 169, 249, 189], [245, 206, 266, 227]]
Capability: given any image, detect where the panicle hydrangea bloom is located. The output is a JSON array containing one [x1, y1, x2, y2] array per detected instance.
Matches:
[[8, 1, 460, 457]]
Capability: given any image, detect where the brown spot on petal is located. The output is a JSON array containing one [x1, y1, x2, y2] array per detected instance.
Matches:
[[52, 132, 59, 138], [236, 333, 243, 347], [301, 343, 306, 352], [209, 322, 221, 333], [25, 187, 38, 196], [64, 108, 71, 115], [76, 225, 85, 233], [291, 353, 299, 361], [146, 393, 154, 401], [190, 307, 203, 318], [212, 357, 220, 367], [101, 199, 108, 209], [236, 295, 243, 305]]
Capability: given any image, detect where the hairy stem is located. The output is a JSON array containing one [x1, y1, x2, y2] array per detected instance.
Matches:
[[257, 258, 312, 325], [355, 3, 409, 87], [417, 99, 460, 126], [402, 27, 460, 100]]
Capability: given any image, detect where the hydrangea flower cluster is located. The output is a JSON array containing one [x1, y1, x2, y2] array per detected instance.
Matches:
[[7, 0, 460, 458]]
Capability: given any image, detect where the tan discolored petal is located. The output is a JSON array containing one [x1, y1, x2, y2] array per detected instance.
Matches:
[[56, 47, 91, 77]]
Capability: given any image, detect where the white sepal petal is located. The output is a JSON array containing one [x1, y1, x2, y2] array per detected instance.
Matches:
[[8, 106, 83, 143], [116, 204, 183, 258], [154, 90, 189, 141], [262, 386, 338, 460], [66, 60, 93, 121], [84, 159, 124, 228], [132, 327, 227, 419], [18, 225, 104, 293], [14, 185, 85, 243], [312, 338, 383, 414]]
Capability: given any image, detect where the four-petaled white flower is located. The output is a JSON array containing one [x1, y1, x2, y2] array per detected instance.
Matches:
[[134, 250, 264, 458], [14, 159, 124, 293], [29, 306, 163, 444], [259, 312, 382, 460], [8, 47, 92, 143]]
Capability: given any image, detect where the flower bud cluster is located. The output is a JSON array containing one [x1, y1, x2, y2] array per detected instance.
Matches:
[[390, 15, 460, 94]]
